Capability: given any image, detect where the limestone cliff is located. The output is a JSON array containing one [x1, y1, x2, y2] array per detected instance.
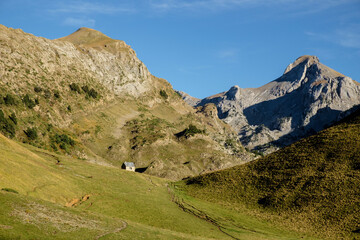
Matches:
[[184, 56, 360, 153]]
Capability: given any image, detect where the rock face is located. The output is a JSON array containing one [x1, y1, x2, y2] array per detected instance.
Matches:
[[186, 56, 360, 153], [0, 25, 152, 98]]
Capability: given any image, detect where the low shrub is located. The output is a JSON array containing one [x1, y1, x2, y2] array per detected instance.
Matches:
[[34, 86, 42, 93], [24, 127, 38, 140], [52, 133, 75, 152], [81, 85, 89, 93], [4, 94, 17, 106], [160, 90, 168, 99], [0, 110, 16, 138], [1, 188, 18, 194], [87, 88, 98, 99], [69, 83, 81, 93], [22, 94, 37, 109], [53, 90, 60, 99], [175, 124, 205, 138]]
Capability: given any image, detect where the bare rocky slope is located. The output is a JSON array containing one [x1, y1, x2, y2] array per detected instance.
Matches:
[[0, 25, 253, 180], [182, 56, 360, 153]]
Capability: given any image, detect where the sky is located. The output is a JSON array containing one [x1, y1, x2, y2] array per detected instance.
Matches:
[[0, 0, 359, 98]]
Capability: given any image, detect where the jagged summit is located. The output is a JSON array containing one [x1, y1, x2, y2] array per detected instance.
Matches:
[[284, 55, 319, 74]]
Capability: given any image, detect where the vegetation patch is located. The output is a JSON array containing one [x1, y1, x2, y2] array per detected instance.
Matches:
[[175, 124, 205, 139], [159, 90, 168, 99], [24, 127, 38, 140], [22, 94, 38, 109], [0, 110, 16, 138], [69, 83, 81, 93], [1, 188, 18, 194], [51, 133, 75, 152], [3, 93, 17, 106], [34, 86, 42, 93]]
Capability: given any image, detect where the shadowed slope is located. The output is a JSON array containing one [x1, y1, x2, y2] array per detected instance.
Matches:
[[184, 108, 360, 239]]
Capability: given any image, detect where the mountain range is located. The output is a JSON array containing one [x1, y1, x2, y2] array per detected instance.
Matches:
[[1, 25, 359, 239], [180, 55, 360, 153]]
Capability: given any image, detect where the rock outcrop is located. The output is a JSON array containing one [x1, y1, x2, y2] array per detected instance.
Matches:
[[184, 55, 360, 153], [176, 90, 201, 106]]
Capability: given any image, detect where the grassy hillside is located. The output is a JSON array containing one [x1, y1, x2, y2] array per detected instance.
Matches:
[[0, 25, 254, 180], [184, 109, 360, 239], [0, 133, 307, 239]]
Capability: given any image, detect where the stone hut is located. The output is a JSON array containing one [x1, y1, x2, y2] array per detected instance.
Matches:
[[122, 162, 135, 172]]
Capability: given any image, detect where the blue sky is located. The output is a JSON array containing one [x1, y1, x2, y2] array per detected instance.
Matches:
[[0, 0, 359, 98]]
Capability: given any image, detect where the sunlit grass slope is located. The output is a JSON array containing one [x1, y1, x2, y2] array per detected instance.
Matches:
[[0, 134, 228, 239], [0, 133, 306, 239], [184, 109, 360, 239]]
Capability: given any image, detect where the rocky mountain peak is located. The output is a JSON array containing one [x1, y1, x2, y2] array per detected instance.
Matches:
[[189, 55, 360, 154], [58, 27, 116, 48], [284, 55, 319, 75]]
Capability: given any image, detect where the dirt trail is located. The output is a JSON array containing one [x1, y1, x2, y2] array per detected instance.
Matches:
[[94, 220, 127, 240], [167, 184, 260, 240]]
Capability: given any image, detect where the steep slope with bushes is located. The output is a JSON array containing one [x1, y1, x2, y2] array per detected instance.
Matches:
[[0, 25, 253, 179]]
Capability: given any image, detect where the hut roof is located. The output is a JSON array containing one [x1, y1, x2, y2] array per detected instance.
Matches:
[[123, 162, 135, 168]]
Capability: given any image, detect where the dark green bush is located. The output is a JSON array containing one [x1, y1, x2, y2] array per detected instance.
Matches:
[[53, 90, 60, 99], [175, 124, 205, 138], [87, 88, 98, 99], [34, 86, 42, 93], [24, 127, 38, 140], [81, 85, 98, 99], [69, 83, 81, 93], [4, 94, 17, 106], [81, 85, 89, 93], [0, 110, 16, 138], [51, 133, 75, 153], [67, 105, 72, 112], [53, 133, 75, 151], [22, 94, 36, 109], [160, 90, 168, 99], [59, 142, 67, 151]]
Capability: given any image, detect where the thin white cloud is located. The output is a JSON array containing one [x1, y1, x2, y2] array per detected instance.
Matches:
[[63, 17, 95, 27], [336, 28, 360, 48], [50, 1, 135, 14], [218, 49, 238, 58], [306, 25, 360, 49], [150, 0, 257, 11], [149, 0, 357, 13]]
